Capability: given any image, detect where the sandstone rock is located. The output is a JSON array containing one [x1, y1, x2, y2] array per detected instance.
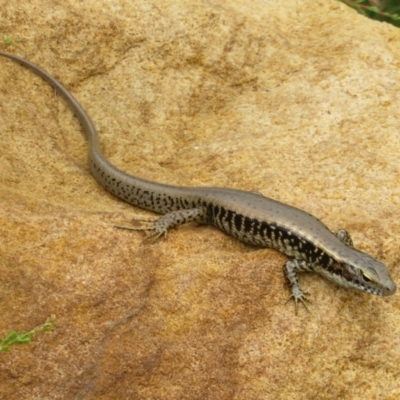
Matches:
[[1, 1, 400, 399]]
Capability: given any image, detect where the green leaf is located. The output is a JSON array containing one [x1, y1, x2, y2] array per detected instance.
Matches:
[[0, 315, 55, 352]]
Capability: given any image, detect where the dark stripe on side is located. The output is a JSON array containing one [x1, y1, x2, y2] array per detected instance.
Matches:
[[226, 210, 234, 233], [244, 217, 253, 233], [260, 221, 269, 239], [219, 206, 227, 222], [234, 214, 243, 232]]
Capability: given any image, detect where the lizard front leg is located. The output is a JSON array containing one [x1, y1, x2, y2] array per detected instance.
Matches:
[[284, 259, 313, 314]]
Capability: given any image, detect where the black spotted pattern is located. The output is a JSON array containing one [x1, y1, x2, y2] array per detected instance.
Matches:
[[90, 154, 333, 269]]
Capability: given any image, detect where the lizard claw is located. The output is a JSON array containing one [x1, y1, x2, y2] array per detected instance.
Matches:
[[285, 290, 311, 315]]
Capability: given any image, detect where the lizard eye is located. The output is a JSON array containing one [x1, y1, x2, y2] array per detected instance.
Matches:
[[361, 272, 372, 283]]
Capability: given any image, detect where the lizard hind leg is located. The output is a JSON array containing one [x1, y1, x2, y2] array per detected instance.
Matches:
[[114, 206, 209, 243]]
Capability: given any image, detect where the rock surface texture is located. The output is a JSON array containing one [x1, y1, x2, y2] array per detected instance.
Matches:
[[1, 1, 400, 399]]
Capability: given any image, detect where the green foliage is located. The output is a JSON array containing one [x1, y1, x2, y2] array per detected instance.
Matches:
[[338, 0, 400, 27], [1, 315, 55, 352]]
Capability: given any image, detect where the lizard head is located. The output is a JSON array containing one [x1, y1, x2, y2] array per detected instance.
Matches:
[[322, 249, 396, 296]]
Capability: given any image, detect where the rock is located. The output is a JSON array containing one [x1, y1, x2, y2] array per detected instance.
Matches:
[[1, 1, 399, 399]]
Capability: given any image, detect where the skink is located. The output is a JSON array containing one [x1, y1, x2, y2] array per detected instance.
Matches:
[[1, 51, 396, 313]]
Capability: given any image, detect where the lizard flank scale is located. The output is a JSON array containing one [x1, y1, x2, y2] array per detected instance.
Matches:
[[1, 52, 396, 313]]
